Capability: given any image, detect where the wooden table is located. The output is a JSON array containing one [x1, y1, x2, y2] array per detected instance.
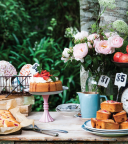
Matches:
[[1, 112, 128, 144]]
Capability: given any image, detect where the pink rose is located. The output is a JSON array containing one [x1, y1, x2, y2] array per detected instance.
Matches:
[[108, 48, 115, 54], [87, 42, 92, 48], [87, 34, 99, 41], [105, 32, 115, 38], [73, 43, 88, 62], [108, 35, 124, 48], [93, 38, 100, 47], [95, 40, 112, 54]]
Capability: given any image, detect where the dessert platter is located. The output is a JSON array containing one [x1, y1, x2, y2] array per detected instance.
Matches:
[[82, 100, 128, 136]]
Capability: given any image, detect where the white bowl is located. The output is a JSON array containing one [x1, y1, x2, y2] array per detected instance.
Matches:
[[56, 103, 80, 116]]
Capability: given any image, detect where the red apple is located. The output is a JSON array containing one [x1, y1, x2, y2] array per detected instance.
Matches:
[[113, 52, 123, 62], [118, 54, 128, 63], [126, 45, 128, 53]]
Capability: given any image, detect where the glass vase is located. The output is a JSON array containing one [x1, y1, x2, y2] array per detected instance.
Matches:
[[86, 75, 97, 92]]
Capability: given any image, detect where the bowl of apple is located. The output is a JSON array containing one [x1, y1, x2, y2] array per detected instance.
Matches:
[[112, 49, 128, 68]]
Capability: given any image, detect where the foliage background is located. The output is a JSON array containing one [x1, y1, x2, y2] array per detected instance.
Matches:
[[0, 0, 81, 111]]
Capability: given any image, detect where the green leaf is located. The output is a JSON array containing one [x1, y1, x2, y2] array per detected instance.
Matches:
[[0, 3, 6, 8], [33, 58, 39, 63], [29, 47, 34, 56], [50, 70, 60, 76], [18, 62, 26, 69], [50, 76, 56, 82], [37, 64, 42, 73], [34, 50, 47, 56], [85, 55, 92, 65], [48, 27, 53, 31], [10, 51, 19, 57], [43, 58, 54, 63], [97, 56, 101, 61], [12, 33, 20, 45], [93, 57, 99, 70]]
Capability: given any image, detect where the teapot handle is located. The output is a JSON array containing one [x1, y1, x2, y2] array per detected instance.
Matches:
[[100, 95, 108, 101]]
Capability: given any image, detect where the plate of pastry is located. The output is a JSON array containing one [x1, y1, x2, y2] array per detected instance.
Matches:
[[83, 100, 128, 134], [81, 124, 128, 137], [84, 120, 128, 133]]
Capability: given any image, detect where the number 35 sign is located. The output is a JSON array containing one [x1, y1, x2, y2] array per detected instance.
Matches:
[[114, 73, 127, 87]]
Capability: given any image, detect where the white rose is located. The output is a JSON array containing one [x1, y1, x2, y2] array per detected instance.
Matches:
[[62, 48, 70, 58], [74, 31, 88, 40], [61, 57, 69, 63]]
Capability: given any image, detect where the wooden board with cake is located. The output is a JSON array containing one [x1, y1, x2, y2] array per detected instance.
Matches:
[[91, 100, 128, 129]]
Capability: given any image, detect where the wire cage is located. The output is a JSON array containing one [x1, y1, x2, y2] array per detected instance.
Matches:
[[0, 76, 31, 96]]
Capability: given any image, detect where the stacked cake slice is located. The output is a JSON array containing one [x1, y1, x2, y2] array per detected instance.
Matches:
[[91, 100, 128, 129]]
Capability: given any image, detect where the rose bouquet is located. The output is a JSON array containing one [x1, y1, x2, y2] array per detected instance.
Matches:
[[61, 31, 124, 82]]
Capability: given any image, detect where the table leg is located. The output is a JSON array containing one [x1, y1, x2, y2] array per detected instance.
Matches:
[[39, 95, 54, 123]]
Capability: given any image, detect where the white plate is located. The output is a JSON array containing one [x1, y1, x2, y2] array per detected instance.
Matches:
[[81, 124, 128, 137], [56, 104, 80, 116], [24, 86, 68, 95], [84, 120, 128, 133], [56, 103, 80, 112]]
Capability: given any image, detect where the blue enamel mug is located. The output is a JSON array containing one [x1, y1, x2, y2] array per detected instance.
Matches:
[[77, 92, 108, 118]]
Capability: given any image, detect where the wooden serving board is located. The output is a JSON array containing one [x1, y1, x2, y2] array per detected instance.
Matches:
[[0, 129, 22, 136]]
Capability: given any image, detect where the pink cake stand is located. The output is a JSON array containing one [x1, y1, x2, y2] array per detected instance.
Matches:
[[30, 86, 68, 123]]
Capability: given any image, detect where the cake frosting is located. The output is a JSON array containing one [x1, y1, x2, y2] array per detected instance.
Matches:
[[29, 77, 59, 83]]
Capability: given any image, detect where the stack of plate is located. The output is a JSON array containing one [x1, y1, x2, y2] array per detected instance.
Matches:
[[81, 120, 128, 137]]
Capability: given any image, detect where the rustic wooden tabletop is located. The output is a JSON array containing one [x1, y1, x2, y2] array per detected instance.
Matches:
[[1, 112, 128, 143]]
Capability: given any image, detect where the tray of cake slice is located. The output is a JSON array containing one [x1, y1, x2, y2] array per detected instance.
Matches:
[[91, 100, 128, 129]]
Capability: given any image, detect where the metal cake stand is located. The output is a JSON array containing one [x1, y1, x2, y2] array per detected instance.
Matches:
[[30, 86, 68, 123]]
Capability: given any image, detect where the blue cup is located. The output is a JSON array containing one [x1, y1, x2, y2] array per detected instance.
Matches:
[[77, 92, 108, 118]]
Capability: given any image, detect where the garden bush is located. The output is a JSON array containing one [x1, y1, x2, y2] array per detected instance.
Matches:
[[0, 0, 80, 111]]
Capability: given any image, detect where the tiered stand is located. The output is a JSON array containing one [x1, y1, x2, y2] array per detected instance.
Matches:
[[30, 86, 68, 123]]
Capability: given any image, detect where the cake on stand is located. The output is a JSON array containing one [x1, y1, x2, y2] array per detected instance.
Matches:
[[30, 86, 68, 123]]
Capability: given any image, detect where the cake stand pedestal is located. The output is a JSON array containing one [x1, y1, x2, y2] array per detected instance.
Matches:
[[39, 95, 54, 122], [30, 86, 68, 123]]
